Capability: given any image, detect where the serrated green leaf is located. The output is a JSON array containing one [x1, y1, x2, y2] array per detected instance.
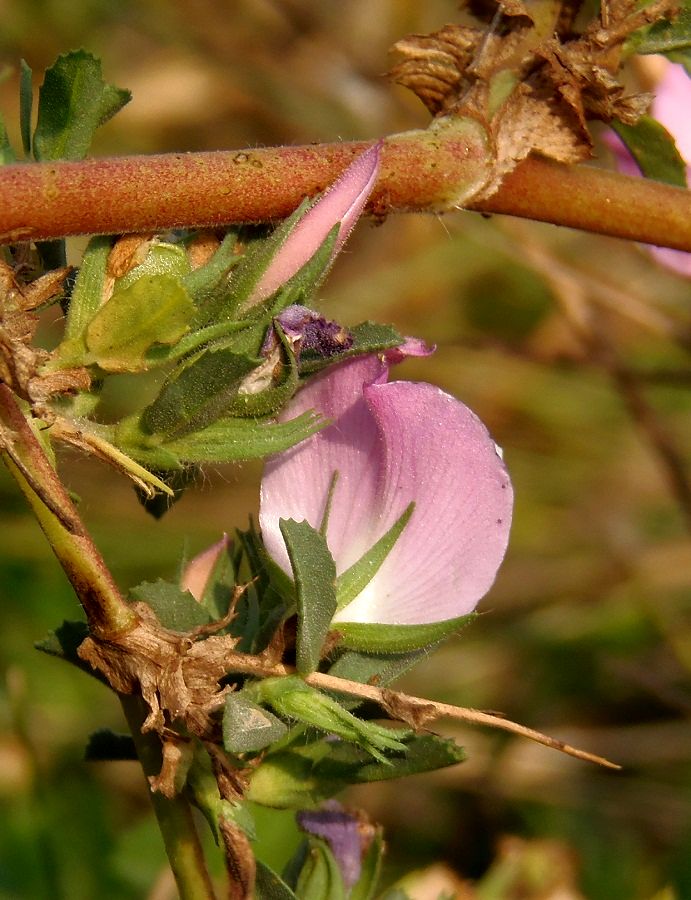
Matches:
[[299, 321, 403, 375], [248, 732, 465, 809], [0, 111, 16, 164], [256, 861, 299, 900], [612, 116, 687, 187], [336, 503, 413, 612], [295, 838, 347, 900], [85, 273, 195, 372], [336, 613, 477, 653], [34, 619, 89, 661], [627, 6, 691, 57], [19, 59, 32, 157], [279, 519, 337, 674], [224, 692, 288, 753], [33, 50, 131, 161], [85, 729, 137, 761], [328, 646, 430, 691], [141, 346, 257, 436], [130, 579, 212, 631]]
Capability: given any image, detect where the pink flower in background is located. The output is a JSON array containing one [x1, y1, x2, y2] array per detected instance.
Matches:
[[181, 535, 230, 601], [609, 61, 691, 277], [259, 348, 513, 627], [247, 142, 381, 307]]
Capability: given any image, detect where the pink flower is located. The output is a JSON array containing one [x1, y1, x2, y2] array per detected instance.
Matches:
[[259, 350, 513, 627], [247, 142, 381, 307], [181, 535, 231, 601]]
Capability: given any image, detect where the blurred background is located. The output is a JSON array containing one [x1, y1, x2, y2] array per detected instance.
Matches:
[[1, 1, 690, 897]]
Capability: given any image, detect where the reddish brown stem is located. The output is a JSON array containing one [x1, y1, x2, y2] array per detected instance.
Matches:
[[1, 137, 689, 251]]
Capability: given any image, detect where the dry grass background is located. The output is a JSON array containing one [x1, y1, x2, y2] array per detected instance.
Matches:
[[1, 1, 690, 897]]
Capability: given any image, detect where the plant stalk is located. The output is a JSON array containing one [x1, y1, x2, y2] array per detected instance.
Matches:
[[1, 137, 689, 251]]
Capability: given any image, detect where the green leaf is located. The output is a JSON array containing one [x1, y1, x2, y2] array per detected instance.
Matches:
[[294, 837, 347, 900], [140, 347, 257, 437], [626, 6, 691, 58], [19, 59, 32, 157], [350, 829, 384, 900], [256, 861, 299, 900], [612, 117, 687, 187], [132, 410, 324, 467], [328, 647, 430, 691], [34, 620, 107, 683], [33, 50, 131, 161], [85, 729, 137, 761], [60, 234, 112, 346], [336, 503, 414, 611], [116, 242, 191, 289], [185, 232, 243, 327], [248, 732, 465, 809], [85, 273, 195, 372], [336, 613, 477, 653], [279, 519, 337, 674], [223, 692, 289, 754], [130, 579, 212, 631], [0, 111, 16, 164]]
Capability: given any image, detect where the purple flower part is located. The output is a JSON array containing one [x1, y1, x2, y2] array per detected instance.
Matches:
[[263, 304, 353, 359], [181, 535, 230, 601], [259, 353, 513, 626], [248, 142, 381, 306], [297, 804, 365, 890]]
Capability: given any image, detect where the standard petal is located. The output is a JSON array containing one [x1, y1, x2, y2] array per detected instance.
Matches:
[[259, 355, 389, 575], [249, 142, 381, 305], [332, 380, 513, 626]]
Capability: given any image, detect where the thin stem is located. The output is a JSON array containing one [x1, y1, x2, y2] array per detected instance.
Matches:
[[0, 137, 689, 251], [121, 696, 217, 900], [0, 384, 136, 637]]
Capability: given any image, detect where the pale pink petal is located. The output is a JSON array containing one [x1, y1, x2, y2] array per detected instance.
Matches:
[[181, 535, 230, 601], [653, 63, 691, 163], [333, 381, 512, 625], [384, 336, 436, 364], [260, 356, 513, 626], [249, 142, 381, 305]]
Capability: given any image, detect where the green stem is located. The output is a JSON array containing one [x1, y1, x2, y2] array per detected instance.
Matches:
[[121, 696, 218, 900], [0, 385, 135, 637], [0, 134, 689, 251]]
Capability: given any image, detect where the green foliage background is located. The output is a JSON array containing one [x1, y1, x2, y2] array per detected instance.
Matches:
[[1, 1, 691, 897]]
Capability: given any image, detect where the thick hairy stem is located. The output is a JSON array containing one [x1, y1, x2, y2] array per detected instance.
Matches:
[[0, 384, 135, 637], [0, 136, 689, 251]]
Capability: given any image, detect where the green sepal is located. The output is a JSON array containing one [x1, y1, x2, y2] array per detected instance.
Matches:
[[186, 746, 256, 844], [335, 613, 477, 653], [226, 325, 300, 419], [350, 828, 385, 900], [279, 519, 337, 675], [185, 233, 243, 327], [335, 503, 414, 612], [0, 111, 16, 164], [611, 116, 687, 187], [255, 861, 299, 900], [33, 50, 131, 161], [223, 692, 289, 754], [299, 322, 404, 375], [129, 579, 212, 631], [119, 405, 323, 470], [84, 729, 137, 761], [84, 274, 195, 372], [254, 676, 409, 764], [294, 837, 347, 900], [19, 59, 32, 157], [140, 346, 257, 437], [247, 731, 465, 809], [61, 235, 112, 344]]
